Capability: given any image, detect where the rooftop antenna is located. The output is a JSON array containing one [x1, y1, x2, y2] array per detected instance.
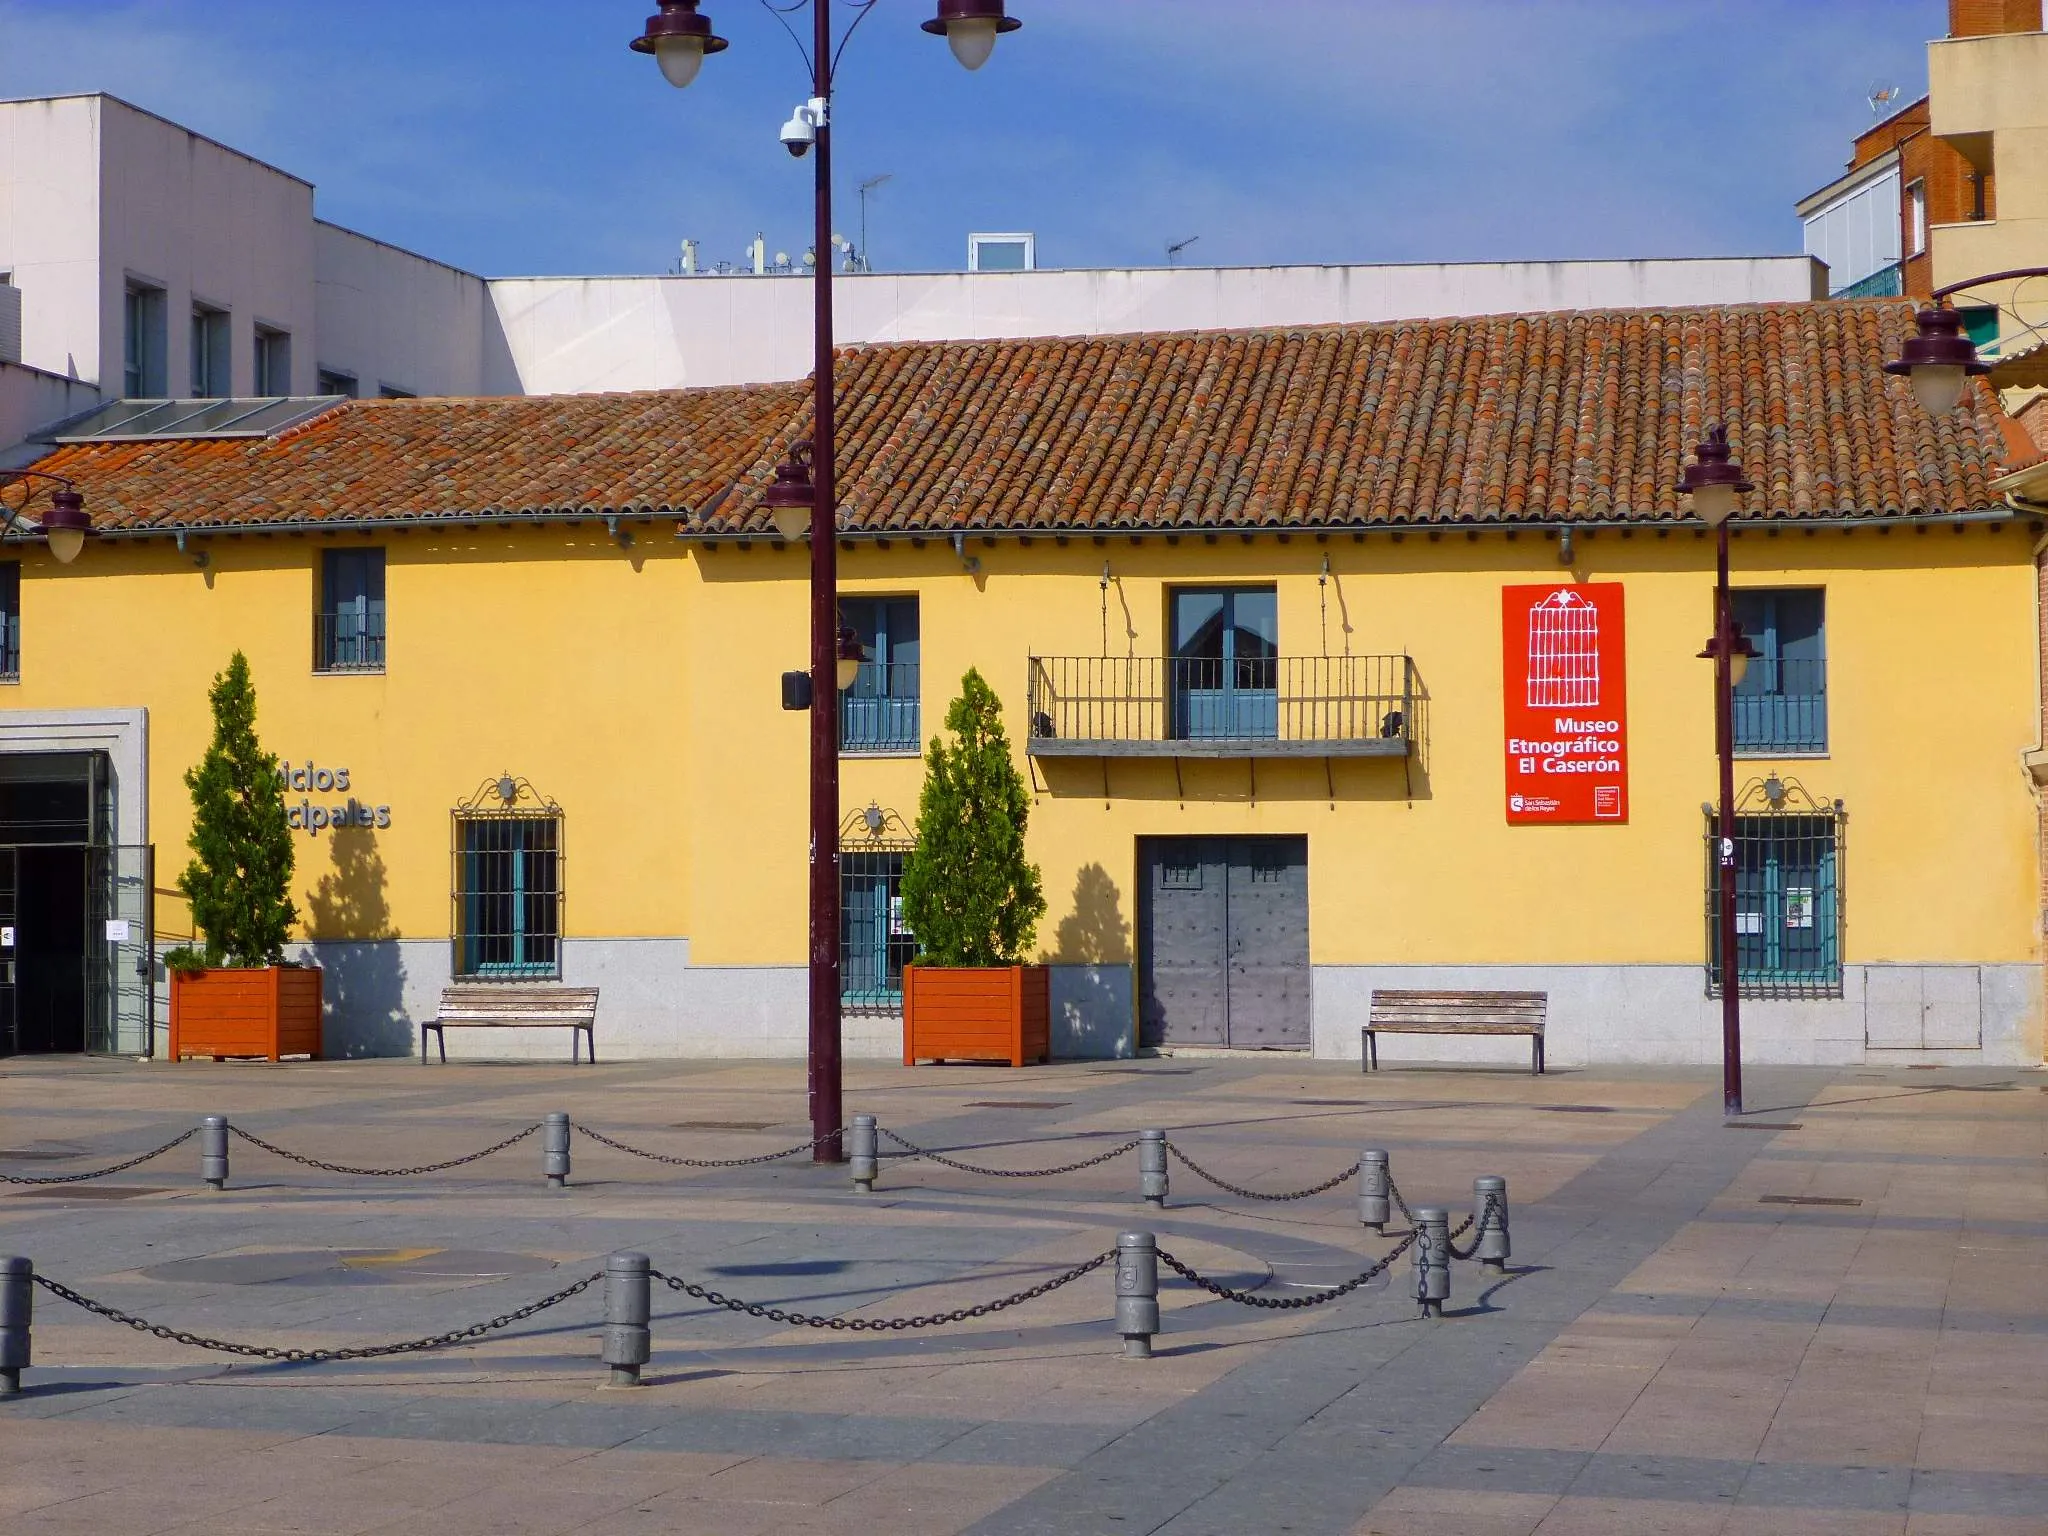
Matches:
[[1867, 80, 1901, 117], [1166, 234, 1201, 266], [858, 173, 893, 274]]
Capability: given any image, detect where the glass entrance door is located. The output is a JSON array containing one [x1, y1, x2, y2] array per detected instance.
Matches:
[[1171, 588, 1278, 740]]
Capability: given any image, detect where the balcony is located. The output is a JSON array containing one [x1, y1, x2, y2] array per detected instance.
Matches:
[[313, 611, 386, 674], [840, 661, 920, 754], [1026, 655, 1416, 758], [1734, 658, 1827, 756]]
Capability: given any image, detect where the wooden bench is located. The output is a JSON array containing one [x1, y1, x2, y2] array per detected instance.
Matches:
[[422, 985, 599, 1063], [1362, 989, 1547, 1074]]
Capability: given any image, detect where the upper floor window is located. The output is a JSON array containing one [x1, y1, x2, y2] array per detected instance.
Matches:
[[1906, 178, 1927, 256], [191, 304, 230, 397], [317, 548, 385, 673], [0, 562, 18, 680], [968, 232, 1035, 272], [378, 383, 415, 400], [123, 282, 166, 396], [253, 324, 291, 395], [1170, 586, 1278, 740], [1730, 589, 1825, 755], [839, 597, 921, 753], [316, 367, 358, 399]]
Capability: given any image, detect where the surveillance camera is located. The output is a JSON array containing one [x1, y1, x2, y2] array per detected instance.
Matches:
[[780, 109, 815, 158]]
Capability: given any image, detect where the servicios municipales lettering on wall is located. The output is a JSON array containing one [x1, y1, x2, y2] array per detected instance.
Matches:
[[278, 760, 390, 834], [1500, 584, 1629, 825]]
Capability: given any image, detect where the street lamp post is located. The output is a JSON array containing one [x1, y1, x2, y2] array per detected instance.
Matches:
[[0, 472, 91, 564], [632, 0, 1020, 1162], [1679, 427, 1756, 1119]]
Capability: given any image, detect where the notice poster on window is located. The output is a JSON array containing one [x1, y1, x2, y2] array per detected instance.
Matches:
[[1502, 583, 1629, 825]]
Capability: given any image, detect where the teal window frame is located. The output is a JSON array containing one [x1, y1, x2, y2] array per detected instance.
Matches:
[[839, 596, 920, 754], [1170, 586, 1279, 740], [1707, 808, 1843, 999], [1730, 588, 1826, 755], [453, 812, 562, 980]]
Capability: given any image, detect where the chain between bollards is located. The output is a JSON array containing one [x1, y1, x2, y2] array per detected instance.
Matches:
[[1470, 1177, 1510, 1272]]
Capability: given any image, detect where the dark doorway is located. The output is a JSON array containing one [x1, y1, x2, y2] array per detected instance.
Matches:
[[15, 846, 86, 1052], [1138, 835, 1309, 1050]]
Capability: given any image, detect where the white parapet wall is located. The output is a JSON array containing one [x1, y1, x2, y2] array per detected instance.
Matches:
[[484, 256, 1830, 396]]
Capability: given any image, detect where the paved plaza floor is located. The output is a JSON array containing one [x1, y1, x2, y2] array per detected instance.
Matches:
[[1, 1050, 2044, 1535]]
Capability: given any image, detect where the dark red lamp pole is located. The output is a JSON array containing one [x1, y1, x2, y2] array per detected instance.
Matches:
[[1679, 427, 1756, 1118], [633, 0, 1019, 1162]]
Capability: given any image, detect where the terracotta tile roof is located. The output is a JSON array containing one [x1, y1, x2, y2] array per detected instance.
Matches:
[[28, 300, 2023, 537], [28, 385, 805, 533]]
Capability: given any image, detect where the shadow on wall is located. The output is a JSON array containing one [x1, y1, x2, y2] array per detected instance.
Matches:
[[1050, 861, 1130, 965], [303, 829, 412, 1059], [1044, 862, 1136, 1059]]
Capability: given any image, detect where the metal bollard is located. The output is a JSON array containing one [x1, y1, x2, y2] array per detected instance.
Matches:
[[200, 1115, 228, 1191], [543, 1112, 571, 1190], [1414, 1207, 1451, 1318], [1357, 1148, 1391, 1232], [0, 1256, 29, 1398], [849, 1114, 878, 1193], [1115, 1231, 1159, 1360], [1473, 1175, 1510, 1273], [601, 1251, 652, 1387], [1138, 1129, 1168, 1208]]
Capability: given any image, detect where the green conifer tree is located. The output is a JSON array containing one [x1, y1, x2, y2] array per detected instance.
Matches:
[[178, 652, 297, 966], [900, 668, 1046, 966]]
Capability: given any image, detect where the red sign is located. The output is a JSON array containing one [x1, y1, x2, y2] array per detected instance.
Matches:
[[1501, 584, 1628, 825]]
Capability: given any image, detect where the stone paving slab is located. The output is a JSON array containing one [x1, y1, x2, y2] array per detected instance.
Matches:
[[1, 1054, 2043, 1534]]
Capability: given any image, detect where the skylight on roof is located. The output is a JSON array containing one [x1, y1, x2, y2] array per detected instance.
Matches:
[[49, 396, 343, 443]]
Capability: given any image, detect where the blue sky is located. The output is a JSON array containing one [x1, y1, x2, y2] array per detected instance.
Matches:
[[0, 1, 1942, 279]]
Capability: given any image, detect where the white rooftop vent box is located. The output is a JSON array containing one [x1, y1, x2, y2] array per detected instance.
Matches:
[[968, 233, 1035, 273], [0, 281, 20, 365]]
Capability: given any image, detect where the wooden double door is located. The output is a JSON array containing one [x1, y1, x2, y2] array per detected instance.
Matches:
[[1137, 835, 1309, 1050]]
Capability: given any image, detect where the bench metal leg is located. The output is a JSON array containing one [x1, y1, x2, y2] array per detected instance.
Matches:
[[420, 1025, 428, 1064], [585, 1026, 596, 1064], [438, 1026, 446, 1065], [1534, 1036, 1545, 1075], [572, 1029, 579, 1065]]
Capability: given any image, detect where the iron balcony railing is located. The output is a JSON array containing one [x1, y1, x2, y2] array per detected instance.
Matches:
[[1027, 654, 1416, 757], [314, 611, 386, 673], [1734, 658, 1827, 755], [839, 661, 921, 753]]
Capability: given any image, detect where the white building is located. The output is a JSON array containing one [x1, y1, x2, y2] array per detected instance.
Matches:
[[2, 92, 1829, 456]]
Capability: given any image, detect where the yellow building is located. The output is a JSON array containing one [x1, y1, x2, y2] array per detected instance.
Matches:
[[6, 300, 2044, 1067]]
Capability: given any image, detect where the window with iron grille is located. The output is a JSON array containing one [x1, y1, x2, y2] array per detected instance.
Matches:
[[317, 548, 386, 672], [839, 596, 920, 753], [452, 780, 562, 980], [1731, 589, 1825, 754], [840, 805, 915, 1009], [1706, 783, 1844, 999], [0, 561, 18, 680]]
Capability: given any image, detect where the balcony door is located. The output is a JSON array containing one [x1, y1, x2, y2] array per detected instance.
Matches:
[[840, 597, 920, 753], [1138, 835, 1309, 1050], [1171, 588, 1277, 740]]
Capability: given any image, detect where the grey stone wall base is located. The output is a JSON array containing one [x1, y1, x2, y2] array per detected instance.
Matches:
[[1312, 963, 2044, 1069]]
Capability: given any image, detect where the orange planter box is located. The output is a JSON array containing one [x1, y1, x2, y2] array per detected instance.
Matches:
[[168, 966, 323, 1062], [902, 964, 1050, 1067]]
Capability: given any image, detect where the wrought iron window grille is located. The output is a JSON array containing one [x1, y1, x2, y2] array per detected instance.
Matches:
[[1705, 777, 1845, 1001], [313, 611, 386, 673], [840, 802, 915, 1012], [451, 775, 564, 982], [0, 560, 18, 680]]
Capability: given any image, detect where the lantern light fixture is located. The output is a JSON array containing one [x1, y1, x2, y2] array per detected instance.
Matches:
[[836, 621, 864, 691], [762, 442, 816, 541], [1883, 306, 1989, 416], [920, 0, 1020, 70], [1677, 425, 1754, 528], [630, 0, 728, 89]]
